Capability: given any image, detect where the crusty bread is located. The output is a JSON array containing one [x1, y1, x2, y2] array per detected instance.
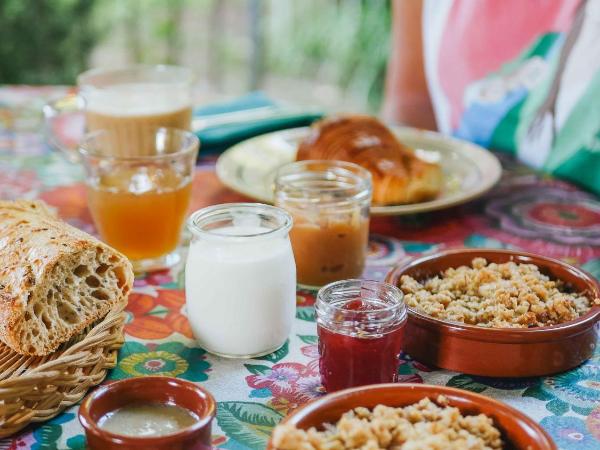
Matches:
[[297, 115, 443, 205], [0, 200, 133, 356]]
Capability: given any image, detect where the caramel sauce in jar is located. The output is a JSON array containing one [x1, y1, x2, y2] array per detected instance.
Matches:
[[290, 215, 369, 287], [275, 160, 372, 288]]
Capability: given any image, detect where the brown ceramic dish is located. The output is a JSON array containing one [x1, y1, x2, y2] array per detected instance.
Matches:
[[79, 376, 216, 450], [385, 248, 600, 377], [267, 383, 556, 449]]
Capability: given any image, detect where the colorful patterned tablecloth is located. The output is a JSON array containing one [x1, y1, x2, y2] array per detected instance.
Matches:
[[1, 86, 599, 450]]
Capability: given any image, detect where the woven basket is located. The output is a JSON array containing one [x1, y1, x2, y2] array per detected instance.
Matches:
[[0, 303, 126, 438]]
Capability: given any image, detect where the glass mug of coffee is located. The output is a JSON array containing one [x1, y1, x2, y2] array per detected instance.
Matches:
[[79, 127, 199, 272], [44, 65, 194, 160]]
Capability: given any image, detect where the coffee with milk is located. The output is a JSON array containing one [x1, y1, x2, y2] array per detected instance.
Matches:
[[85, 82, 192, 156]]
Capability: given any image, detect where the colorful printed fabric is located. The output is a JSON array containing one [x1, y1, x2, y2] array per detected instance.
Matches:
[[423, 0, 600, 196], [1, 86, 599, 449]]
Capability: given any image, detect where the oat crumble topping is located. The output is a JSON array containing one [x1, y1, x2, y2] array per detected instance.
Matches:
[[271, 395, 503, 450], [400, 258, 598, 328]]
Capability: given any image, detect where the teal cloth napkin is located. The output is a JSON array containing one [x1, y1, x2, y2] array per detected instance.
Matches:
[[193, 92, 323, 154]]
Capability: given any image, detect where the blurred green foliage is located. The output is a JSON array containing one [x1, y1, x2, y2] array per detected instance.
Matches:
[[0, 0, 99, 84], [0, 0, 391, 111], [268, 0, 391, 110]]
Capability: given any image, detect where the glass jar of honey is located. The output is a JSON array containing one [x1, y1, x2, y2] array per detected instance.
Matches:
[[274, 160, 372, 288], [316, 279, 407, 392]]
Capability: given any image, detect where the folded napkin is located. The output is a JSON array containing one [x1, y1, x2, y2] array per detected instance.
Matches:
[[193, 92, 323, 154]]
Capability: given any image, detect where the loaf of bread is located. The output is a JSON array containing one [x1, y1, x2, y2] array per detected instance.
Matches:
[[0, 200, 133, 356], [296, 115, 443, 205]]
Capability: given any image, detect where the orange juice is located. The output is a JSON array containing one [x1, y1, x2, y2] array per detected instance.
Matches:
[[87, 166, 192, 260]]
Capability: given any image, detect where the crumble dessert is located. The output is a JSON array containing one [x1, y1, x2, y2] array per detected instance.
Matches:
[[271, 395, 503, 450], [400, 258, 598, 328]]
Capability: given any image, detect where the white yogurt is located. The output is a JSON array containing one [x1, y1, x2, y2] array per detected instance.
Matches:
[[185, 207, 296, 358]]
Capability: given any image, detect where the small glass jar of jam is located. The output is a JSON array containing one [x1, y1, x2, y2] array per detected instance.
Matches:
[[316, 279, 407, 392], [274, 160, 372, 288]]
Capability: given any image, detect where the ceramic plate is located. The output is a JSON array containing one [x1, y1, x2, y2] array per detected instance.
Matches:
[[215, 126, 502, 216]]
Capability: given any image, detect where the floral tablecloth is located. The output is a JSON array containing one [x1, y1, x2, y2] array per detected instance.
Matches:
[[1, 86, 599, 450]]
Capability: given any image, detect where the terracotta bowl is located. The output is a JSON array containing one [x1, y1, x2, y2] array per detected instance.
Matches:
[[79, 376, 216, 450], [267, 383, 556, 449], [385, 248, 600, 377]]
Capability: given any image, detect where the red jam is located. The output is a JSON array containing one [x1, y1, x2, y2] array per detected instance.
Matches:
[[317, 298, 406, 392]]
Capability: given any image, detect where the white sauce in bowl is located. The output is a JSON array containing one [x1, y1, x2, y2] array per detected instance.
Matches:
[[97, 402, 198, 437]]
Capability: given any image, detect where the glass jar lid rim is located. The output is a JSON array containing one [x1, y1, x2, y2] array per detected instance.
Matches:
[[316, 279, 406, 316], [275, 160, 372, 201], [187, 203, 293, 241]]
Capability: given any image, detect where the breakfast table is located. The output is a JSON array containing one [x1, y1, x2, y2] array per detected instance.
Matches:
[[1, 85, 599, 450]]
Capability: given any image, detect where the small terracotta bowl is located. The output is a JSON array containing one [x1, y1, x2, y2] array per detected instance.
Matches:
[[385, 248, 600, 377], [79, 376, 216, 450], [267, 383, 556, 449]]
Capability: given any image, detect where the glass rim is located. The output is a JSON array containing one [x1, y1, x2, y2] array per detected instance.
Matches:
[[317, 279, 405, 314], [274, 160, 372, 205], [187, 203, 293, 242], [77, 127, 200, 162], [77, 64, 194, 87]]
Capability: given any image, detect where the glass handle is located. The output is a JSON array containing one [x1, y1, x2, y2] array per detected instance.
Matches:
[[42, 93, 86, 163]]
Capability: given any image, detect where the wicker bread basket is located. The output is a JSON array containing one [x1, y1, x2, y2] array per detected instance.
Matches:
[[0, 303, 126, 437]]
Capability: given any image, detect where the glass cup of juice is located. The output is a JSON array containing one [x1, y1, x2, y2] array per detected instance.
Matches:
[[274, 160, 372, 288], [79, 127, 199, 272], [316, 279, 407, 392]]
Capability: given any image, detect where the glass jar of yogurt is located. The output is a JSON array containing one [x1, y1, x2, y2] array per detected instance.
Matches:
[[185, 203, 296, 358]]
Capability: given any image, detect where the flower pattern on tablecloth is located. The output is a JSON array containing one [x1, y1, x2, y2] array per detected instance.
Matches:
[[461, 180, 600, 263], [215, 401, 284, 449], [27, 413, 83, 450], [296, 290, 316, 322], [246, 357, 324, 415], [541, 415, 600, 450], [366, 234, 406, 266], [0, 164, 41, 199], [133, 269, 175, 288], [587, 406, 600, 441], [397, 352, 430, 383], [109, 341, 210, 381], [446, 374, 540, 393], [125, 290, 193, 340], [486, 183, 600, 245], [38, 183, 96, 234], [523, 364, 600, 416]]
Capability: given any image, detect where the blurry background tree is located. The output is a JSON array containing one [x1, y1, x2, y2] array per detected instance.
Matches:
[[0, 0, 99, 84], [0, 0, 391, 112]]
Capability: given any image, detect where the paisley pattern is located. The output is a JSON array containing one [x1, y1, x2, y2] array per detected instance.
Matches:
[[486, 183, 600, 245], [1, 86, 599, 449]]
